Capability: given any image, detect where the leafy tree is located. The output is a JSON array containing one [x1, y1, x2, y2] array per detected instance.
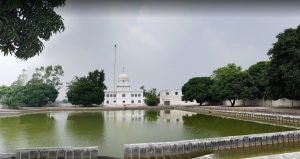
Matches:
[[267, 26, 300, 100], [182, 77, 213, 106], [247, 61, 270, 99], [29, 65, 64, 89], [144, 90, 159, 106], [211, 63, 244, 107], [0, 0, 65, 60], [24, 82, 58, 107], [87, 70, 106, 90], [239, 72, 260, 101], [0, 85, 10, 102], [1, 82, 58, 107], [67, 69, 106, 107], [1, 85, 26, 108]]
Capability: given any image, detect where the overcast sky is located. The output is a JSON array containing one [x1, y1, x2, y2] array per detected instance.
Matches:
[[1, 1, 300, 99]]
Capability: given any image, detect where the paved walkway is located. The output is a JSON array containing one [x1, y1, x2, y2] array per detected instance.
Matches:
[[246, 152, 300, 159]]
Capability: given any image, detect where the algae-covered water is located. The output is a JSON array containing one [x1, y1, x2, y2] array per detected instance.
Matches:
[[0, 110, 295, 158]]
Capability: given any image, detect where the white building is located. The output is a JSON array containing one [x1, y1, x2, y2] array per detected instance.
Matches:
[[160, 90, 197, 106], [104, 72, 144, 106]]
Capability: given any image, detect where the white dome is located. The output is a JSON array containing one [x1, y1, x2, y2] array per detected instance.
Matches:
[[118, 73, 129, 81]]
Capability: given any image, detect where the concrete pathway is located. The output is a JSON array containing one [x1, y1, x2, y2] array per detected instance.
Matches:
[[246, 151, 300, 159]]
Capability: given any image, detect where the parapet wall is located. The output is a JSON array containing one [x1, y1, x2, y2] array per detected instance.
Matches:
[[0, 146, 98, 159], [124, 130, 300, 159]]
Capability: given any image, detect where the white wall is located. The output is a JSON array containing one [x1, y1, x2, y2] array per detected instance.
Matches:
[[223, 98, 300, 107], [160, 90, 197, 106]]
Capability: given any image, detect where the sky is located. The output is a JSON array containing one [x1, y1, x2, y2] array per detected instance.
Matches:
[[1, 1, 300, 99]]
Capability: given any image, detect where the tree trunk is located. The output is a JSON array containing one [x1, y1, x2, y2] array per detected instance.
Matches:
[[199, 102, 203, 106], [230, 99, 235, 107]]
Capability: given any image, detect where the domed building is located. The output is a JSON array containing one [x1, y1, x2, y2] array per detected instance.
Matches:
[[104, 72, 144, 106]]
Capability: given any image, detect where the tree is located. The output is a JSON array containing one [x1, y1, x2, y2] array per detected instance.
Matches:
[[29, 65, 64, 89], [0, 0, 65, 60], [267, 26, 300, 100], [211, 63, 244, 107], [87, 70, 106, 90], [1, 82, 58, 107], [1, 85, 26, 108], [24, 82, 58, 107], [0, 85, 10, 102], [144, 90, 159, 106], [67, 69, 106, 107], [247, 61, 270, 99], [182, 77, 213, 106]]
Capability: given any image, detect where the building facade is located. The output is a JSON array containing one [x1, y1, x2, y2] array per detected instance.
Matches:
[[104, 72, 144, 106], [159, 90, 197, 106]]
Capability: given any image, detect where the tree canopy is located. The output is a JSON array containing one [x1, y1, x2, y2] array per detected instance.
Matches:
[[66, 70, 106, 107], [29, 65, 64, 89], [247, 61, 270, 99], [267, 26, 300, 100], [144, 89, 159, 106], [182, 77, 212, 105], [0, 0, 65, 60], [211, 63, 244, 107], [1, 82, 58, 107]]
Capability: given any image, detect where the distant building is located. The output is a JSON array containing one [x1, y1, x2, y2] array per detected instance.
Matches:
[[104, 72, 144, 106], [159, 90, 197, 106]]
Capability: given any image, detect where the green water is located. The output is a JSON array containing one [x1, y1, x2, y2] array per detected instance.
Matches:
[[0, 110, 295, 158]]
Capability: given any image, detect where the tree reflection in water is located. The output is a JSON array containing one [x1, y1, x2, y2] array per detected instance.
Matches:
[[144, 110, 160, 122], [66, 112, 105, 141]]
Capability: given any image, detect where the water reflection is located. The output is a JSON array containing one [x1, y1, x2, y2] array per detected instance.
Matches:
[[144, 110, 160, 122], [0, 110, 295, 158], [0, 113, 56, 152], [66, 112, 104, 142], [182, 114, 295, 138]]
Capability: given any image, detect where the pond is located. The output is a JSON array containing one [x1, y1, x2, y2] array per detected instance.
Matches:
[[0, 110, 295, 158]]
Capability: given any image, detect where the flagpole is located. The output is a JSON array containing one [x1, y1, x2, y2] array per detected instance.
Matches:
[[114, 44, 117, 105]]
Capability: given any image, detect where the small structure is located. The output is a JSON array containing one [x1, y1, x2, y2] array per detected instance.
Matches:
[[104, 72, 144, 106], [159, 90, 197, 106]]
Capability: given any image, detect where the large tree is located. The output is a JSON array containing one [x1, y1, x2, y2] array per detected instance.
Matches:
[[0, 0, 65, 60], [24, 82, 58, 107], [211, 63, 244, 107], [267, 26, 300, 100], [247, 61, 270, 99], [0, 85, 10, 102], [182, 77, 213, 106], [67, 70, 106, 107], [1, 82, 58, 107]]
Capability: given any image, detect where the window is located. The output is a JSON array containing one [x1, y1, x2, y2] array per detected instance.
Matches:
[[166, 92, 169, 95], [135, 94, 137, 97], [138, 100, 141, 103], [175, 92, 178, 95], [138, 94, 141, 97], [122, 94, 126, 97], [110, 94, 113, 97], [106, 100, 109, 104], [123, 100, 125, 103], [131, 100, 134, 104], [131, 94, 134, 97], [106, 94, 109, 97], [114, 94, 116, 97], [113, 100, 116, 103]]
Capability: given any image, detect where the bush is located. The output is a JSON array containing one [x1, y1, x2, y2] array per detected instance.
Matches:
[[144, 91, 159, 106]]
